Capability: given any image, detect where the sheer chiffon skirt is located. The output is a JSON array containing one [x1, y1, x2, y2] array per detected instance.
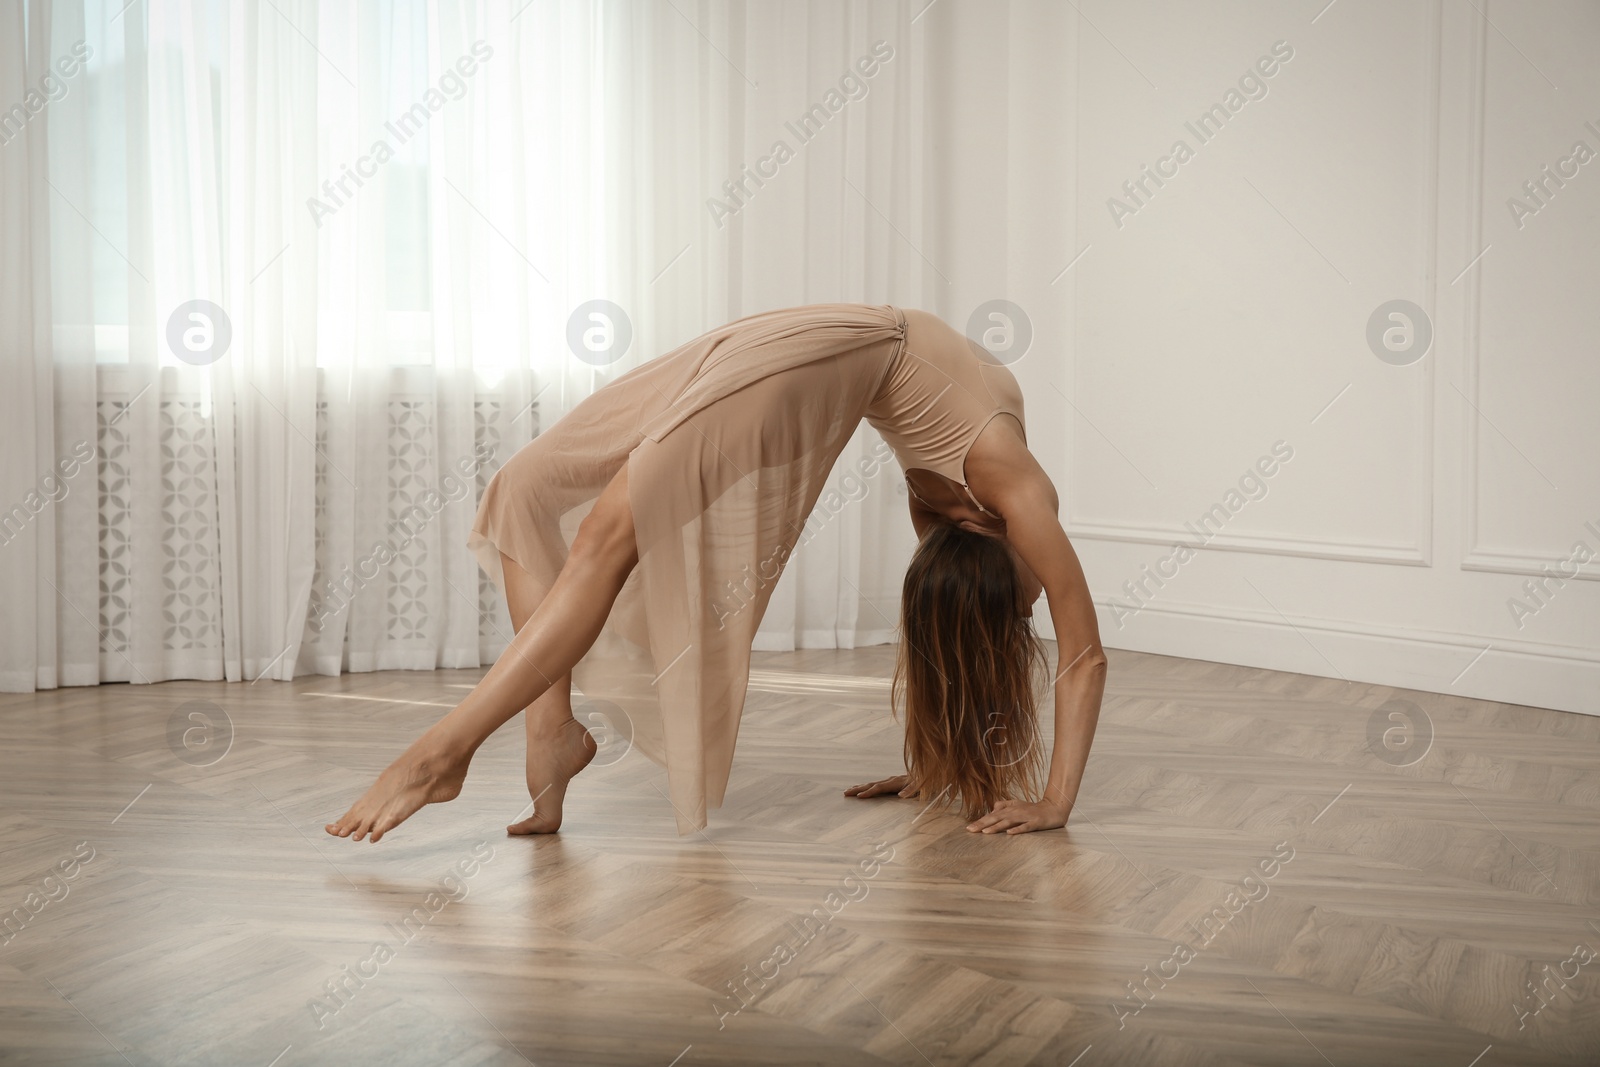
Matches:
[[468, 306, 906, 833]]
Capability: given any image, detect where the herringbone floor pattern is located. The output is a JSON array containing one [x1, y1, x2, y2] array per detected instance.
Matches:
[[1, 645, 1596, 1065]]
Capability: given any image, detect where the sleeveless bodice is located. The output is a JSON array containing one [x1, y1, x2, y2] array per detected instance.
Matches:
[[865, 305, 1028, 508]]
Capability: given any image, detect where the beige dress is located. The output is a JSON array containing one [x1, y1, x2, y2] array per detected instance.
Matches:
[[468, 303, 1026, 834]]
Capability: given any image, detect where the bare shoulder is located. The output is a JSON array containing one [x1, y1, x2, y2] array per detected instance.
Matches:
[[966, 414, 1057, 515], [901, 307, 946, 331]]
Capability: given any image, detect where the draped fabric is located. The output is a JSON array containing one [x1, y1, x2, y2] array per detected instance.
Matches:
[[1, 0, 1053, 694], [469, 303, 911, 832]]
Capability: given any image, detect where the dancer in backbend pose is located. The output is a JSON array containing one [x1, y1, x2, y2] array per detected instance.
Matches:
[[326, 304, 1107, 843]]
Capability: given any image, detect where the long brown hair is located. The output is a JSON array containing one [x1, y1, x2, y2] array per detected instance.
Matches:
[[893, 522, 1049, 821]]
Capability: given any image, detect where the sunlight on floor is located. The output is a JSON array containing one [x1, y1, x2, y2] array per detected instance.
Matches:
[[745, 669, 893, 694]]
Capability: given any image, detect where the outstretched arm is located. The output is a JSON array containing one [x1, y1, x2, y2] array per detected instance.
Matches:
[[969, 467, 1108, 834]]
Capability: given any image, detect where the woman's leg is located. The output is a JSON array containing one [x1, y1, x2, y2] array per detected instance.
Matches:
[[325, 461, 639, 842], [498, 552, 595, 835]]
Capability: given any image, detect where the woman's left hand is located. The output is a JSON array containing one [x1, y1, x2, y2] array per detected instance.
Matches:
[[966, 798, 1070, 834]]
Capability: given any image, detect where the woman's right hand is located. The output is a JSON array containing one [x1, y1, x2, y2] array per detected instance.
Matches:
[[844, 775, 915, 798]]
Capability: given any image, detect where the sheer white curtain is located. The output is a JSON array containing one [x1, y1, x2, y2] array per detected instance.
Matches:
[[0, 0, 942, 694]]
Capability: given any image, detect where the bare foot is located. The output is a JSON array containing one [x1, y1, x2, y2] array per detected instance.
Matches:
[[325, 736, 469, 843], [507, 717, 597, 835]]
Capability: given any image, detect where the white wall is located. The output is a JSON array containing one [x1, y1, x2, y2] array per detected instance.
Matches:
[[932, 0, 1598, 714], [1056, 2, 1593, 716]]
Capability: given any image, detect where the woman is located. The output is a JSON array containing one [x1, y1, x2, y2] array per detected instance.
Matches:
[[326, 303, 1106, 843]]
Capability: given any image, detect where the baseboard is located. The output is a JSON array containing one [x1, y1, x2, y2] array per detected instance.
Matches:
[[751, 627, 898, 653], [1094, 598, 1600, 716]]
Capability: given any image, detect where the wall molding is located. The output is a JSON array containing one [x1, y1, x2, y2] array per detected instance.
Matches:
[[1455, 1, 1586, 579], [1062, 7, 1440, 569], [1064, 518, 1427, 565], [1097, 595, 1600, 716], [1459, 1, 1494, 574], [1461, 546, 1600, 582]]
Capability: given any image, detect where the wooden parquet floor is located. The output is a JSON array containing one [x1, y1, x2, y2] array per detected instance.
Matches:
[[1, 645, 1597, 1066]]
